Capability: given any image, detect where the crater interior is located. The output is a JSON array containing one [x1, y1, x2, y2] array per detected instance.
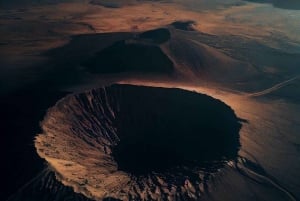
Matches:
[[35, 84, 242, 200]]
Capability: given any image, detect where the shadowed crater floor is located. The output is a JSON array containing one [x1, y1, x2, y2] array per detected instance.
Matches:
[[35, 84, 242, 200], [113, 86, 241, 175], [171, 21, 196, 31]]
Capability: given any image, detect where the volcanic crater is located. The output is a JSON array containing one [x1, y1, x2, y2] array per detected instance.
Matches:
[[35, 84, 242, 200]]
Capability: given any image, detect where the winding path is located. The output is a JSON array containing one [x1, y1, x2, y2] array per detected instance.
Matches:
[[246, 75, 300, 97]]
